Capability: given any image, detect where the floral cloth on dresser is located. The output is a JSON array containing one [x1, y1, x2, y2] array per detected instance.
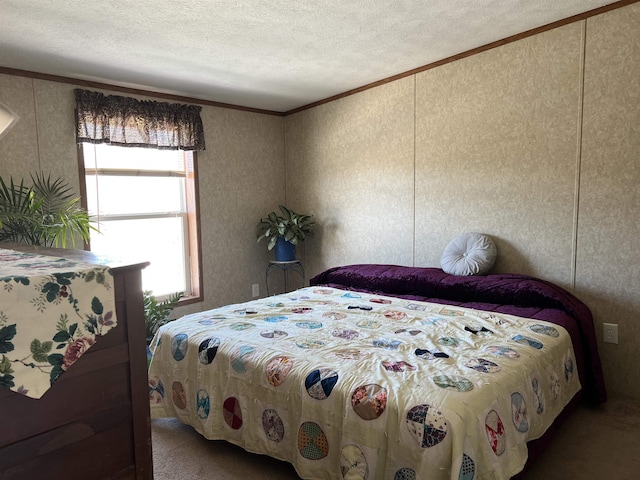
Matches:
[[149, 286, 580, 480], [0, 248, 117, 399]]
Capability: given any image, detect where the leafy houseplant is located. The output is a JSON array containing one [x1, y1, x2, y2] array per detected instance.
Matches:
[[0, 172, 94, 248], [256, 205, 314, 260], [143, 291, 184, 344]]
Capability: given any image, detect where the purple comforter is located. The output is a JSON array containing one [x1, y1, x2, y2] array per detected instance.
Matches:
[[310, 264, 606, 404]]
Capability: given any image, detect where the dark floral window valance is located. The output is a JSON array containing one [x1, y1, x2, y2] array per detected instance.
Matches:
[[74, 89, 205, 151]]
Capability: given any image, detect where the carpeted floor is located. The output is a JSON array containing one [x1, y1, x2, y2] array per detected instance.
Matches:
[[151, 395, 640, 479]]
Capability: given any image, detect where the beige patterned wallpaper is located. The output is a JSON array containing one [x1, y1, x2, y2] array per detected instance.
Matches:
[[415, 22, 583, 286], [285, 4, 640, 399], [577, 4, 640, 399], [0, 75, 42, 177], [0, 77, 285, 316], [285, 78, 416, 276]]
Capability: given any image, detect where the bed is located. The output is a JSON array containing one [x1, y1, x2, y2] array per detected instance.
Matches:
[[147, 264, 606, 480]]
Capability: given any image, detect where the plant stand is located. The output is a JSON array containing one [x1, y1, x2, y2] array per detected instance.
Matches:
[[266, 260, 305, 295]]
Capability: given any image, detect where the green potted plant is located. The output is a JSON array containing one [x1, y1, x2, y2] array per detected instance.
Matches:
[[143, 290, 185, 344], [256, 205, 315, 261], [0, 172, 94, 247]]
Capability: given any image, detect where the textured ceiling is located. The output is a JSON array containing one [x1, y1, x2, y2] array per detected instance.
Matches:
[[0, 0, 618, 112]]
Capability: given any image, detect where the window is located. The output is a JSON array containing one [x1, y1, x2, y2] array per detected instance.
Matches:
[[74, 88, 205, 303], [79, 143, 202, 301]]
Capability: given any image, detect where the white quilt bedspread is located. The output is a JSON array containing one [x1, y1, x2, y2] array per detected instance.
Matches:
[[148, 287, 580, 480]]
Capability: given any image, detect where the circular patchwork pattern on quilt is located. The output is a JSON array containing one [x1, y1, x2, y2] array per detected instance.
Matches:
[[480, 313, 506, 325], [292, 307, 314, 314], [198, 317, 224, 326], [351, 384, 388, 420], [196, 389, 210, 419], [229, 322, 255, 331], [394, 468, 416, 480], [323, 311, 347, 321], [340, 444, 368, 480], [171, 381, 187, 409], [265, 315, 288, 323], [459, 454, 475, 480], [317, 300, 339, 306], [438, 337, 461, 347], [394, 328, 422, 336], [265, 356, 294, 387], [512, 335, 543, 349], [342, 292, 362, 298], [296, 321, 323, 329], [564, 354, 574, 382], [548, 368, 560, 400], [305, 368, 339, 400], [484, 410, 506, 455], [532, 377, 545, 414], [373, 338, 402, 350], [384, 310, 408, 321], [262, 409, 285, 442], [356, 320, 382, 329], [296, 340, 326, 349], [405, 303, 427, 312], [370, 298, 392, 304], [298, 422, 329, 460], [420, 317, 444, 326], [313, 288, 333, 295], [382, 360, 416, 372], [335, 349, 369, 361], [332, 328, 359, 340], [231, 345, 255, 373], [464, 358, 501, 373], [511, 392, 529, 433], [260, 329, 288, 339], [171, 333, 188, 361], [148, 376, 165, 404], [530, 324, 560, 337], [433, 375, 474, 392], [415, 348, 449, 360], [484, 345, 520, 358], [465, 324, 494, 336], [406, 404, 448, 448], [198, 337, 220, 365], [223, 397, 242, 429]]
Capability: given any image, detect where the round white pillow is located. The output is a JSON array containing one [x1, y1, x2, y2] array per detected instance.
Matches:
[[440, 232, 497, 276]]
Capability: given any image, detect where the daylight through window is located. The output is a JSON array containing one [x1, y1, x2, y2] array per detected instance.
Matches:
[[81, 143, 201, 300]]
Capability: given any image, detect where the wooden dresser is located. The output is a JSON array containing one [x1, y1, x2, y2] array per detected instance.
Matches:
[[0, 245, 153, 480]]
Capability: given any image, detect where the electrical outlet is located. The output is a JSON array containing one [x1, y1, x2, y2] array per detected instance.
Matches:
[[252, 283, 260, 298], [603, 323, 618, 344]]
